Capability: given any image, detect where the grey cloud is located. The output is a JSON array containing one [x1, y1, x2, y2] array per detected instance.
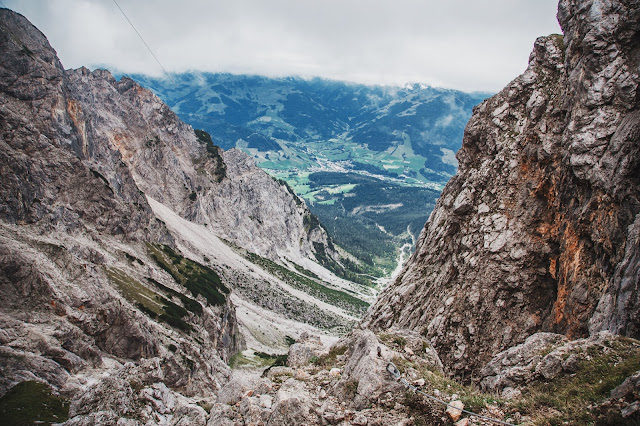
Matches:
[[5, 0, 561, 91]]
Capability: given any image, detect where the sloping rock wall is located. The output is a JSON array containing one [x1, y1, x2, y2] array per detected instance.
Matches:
[[365, 0, 640, 377]]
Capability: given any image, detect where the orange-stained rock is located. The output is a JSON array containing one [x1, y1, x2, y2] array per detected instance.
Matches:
[[365, 0, 640, 379]]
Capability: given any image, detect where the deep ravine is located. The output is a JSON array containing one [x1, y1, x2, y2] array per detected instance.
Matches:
[[1, 1, 640, 425]]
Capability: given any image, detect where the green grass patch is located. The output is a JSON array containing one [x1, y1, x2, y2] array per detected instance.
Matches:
[[147, 243, 229, 306], [256, 351, 288, 367], [391, 356, 501, 413], [105, 267, 165, 316], [147, 277, 203, 315], [244, 251, 369, 317], [258, 160, 291, 170], [387, 337, 640, 425], [105, 267, 192, 332], [313, 344, 348, 369], [286, 261, 321, 281], [514, 338, 640, 425], [326, 184, 356, 194], [229, 351, 288, 370], [229, 352, 254, 369], [0, 381, 69, 425], [379, 332, 407, 348]]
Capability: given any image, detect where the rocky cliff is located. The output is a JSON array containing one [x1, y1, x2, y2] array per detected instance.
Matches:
[[63, 63, 339, 265], [0, 9, 244, 420], [0, 8, 350, 423], [365, 0, 640, 378]]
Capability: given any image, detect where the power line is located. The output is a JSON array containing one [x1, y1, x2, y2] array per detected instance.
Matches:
[[0, 1, 9, 9], [111, 0, 175, 84]]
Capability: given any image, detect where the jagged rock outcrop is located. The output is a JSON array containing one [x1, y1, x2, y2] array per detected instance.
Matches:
[[65, 64, 340, 263], [286, 332, 325, 367], [0, 9, 243, 422], [479, 332, 640, 421], [479, 331, 619, 395], [0, 10, 157, 240], [208, 329, 452, 425], [365, 0, 640, 378]]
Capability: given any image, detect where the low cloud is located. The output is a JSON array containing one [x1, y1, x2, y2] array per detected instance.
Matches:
[[6, 0, 561, 92]]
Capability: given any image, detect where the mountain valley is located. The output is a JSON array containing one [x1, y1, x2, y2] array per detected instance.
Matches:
[[1, 1, 640, 424], [131, 73, 488, 278]]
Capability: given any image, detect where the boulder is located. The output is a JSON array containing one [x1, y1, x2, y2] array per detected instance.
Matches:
[[446, 400, 464, 422], [480, 332, 567, 392], [611, 370, 640, 400], [287, 332, 325, 367], [267, 378, 315, 426], [207, 403, 239, 426], [480, 332, 625, 394], [333, 329, 405, 410], [216, 374, 272, 405]]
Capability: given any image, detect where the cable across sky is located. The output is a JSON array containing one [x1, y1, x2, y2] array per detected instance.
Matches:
[[111, 0, 175, 84]]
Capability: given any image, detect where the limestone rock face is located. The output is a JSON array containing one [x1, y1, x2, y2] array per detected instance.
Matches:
[[333, 330, 405, 410], [0, 11, 157, 240], [365, 0, 640, 378], [0, 8, 243, 421], [64, 63, 338, 264]]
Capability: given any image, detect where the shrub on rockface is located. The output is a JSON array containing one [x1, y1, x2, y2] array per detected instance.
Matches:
[[147, 243, 229, 306], [195, 129, 226, 182]]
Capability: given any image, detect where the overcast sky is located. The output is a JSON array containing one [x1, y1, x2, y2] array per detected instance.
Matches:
[[4, 0, 561, 92]]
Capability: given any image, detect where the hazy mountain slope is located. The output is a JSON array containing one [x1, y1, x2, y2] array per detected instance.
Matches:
[[365, 0, 640, 379], [131, 74, 486, 184]]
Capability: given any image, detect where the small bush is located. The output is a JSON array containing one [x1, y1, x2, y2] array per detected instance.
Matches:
[[314, 345, 348, 368], [147, 278, 203, 315], [124, 252, 144, 265], [393, 336, 407, 347], [160, 313, 192, 332], [255, 351, 288, 367], [195, 129, 226, 181], [136, 302, 157, 318], [148, 244, 229, 307]]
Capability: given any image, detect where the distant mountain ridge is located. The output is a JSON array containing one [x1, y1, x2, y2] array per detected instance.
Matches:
[[131, 73, 489, 187]]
